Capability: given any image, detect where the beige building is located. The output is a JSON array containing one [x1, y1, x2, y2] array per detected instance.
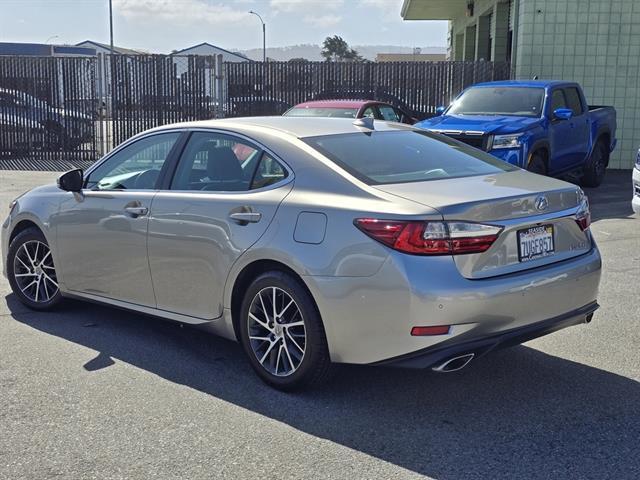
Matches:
[[375, 53, 447, 62], [401, 0, 640, 169]]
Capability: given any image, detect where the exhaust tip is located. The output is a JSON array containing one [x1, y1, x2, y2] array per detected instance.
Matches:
[[584, 313, 594, 324], [432, 353, 475, 373]]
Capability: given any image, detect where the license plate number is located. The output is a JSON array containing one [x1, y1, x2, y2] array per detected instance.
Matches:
[[518, 224, 555, 262]]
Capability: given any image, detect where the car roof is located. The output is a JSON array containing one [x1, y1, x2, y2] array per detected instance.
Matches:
[[152, 116, 413, 139], [472, 80, 576, 88], [292, 99, 379, 109]]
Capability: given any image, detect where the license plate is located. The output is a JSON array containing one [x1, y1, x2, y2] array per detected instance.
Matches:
[[518, 224, 555, 262]]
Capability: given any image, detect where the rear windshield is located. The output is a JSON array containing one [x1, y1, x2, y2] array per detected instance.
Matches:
[[303, 130, 517, 185], [448, 87, 545, 117], [285, 107, 358, 119]]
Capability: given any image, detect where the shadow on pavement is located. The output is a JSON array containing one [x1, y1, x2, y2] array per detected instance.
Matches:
[[582, 169, 635, 222], [8, 294, 639, 479]]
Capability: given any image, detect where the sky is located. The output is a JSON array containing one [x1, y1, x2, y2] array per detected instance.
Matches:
[[0, 0, 448, 53]]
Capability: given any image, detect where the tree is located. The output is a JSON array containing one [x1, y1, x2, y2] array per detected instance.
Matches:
[[343, 48, 364, 62], [321, 35, 363, 62]]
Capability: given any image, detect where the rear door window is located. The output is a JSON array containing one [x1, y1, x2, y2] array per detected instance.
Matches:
[[170, 132, 259, 191], [564, 87, 584, 115], [250, 153, 288, 189]]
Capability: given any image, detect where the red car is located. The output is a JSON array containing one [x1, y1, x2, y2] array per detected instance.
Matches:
[[283, 99, 417, 124]]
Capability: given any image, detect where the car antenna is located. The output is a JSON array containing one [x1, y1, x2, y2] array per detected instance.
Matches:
[[353, 117, 374, 130]]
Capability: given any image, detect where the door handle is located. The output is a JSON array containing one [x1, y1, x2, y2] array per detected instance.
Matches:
[[229, 211, 262, 224], [124, 206, 148, 216]]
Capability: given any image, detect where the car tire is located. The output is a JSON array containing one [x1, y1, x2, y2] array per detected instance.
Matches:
[[527, 152, 547, 175], [581, 140, 608, 188], [238, 271, 332, 391], [7, 227, 63, 310]]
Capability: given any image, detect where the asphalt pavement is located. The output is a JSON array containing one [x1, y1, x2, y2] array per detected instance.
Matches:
[[0, 169, 638, 480]]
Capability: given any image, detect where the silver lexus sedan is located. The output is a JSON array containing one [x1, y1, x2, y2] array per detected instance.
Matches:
[[2, 117, 601, 390]]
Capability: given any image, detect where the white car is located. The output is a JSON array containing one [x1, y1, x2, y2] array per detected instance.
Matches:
[[633, 149, 640, 215]]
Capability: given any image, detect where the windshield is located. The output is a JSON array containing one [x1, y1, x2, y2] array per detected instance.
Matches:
[[284, 107, 358, 119], [448, 87, 544, 117], [304, 130, 517, 185]]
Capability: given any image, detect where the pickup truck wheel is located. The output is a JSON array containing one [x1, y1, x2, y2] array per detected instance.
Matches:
[[527, 152, 547, 175], [581, 140, 608, 188]]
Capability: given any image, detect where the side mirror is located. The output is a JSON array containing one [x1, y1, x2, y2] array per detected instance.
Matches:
[[553, 108, 573, 121], [435, 106, 446, 116], [57, 168, 84, 192]]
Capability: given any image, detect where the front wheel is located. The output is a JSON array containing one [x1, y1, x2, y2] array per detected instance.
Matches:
[[7, 227, 62, 310], [527, 152, 547, 175], [239, 271, 332, 391]]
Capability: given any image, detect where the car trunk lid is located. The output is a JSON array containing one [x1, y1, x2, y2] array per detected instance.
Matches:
[[372, 170, 591, 278]]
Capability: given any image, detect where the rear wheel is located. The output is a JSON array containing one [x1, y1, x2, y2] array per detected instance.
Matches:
[[7, 227, 62, 310], [581, 140, 608, 188], [527, 151, 547, 175], [238, 271, 332, 391]]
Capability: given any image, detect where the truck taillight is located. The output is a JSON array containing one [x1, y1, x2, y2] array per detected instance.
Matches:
[[354, 219, 502, 255]]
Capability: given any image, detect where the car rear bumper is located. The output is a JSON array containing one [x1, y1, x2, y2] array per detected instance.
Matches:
[[305, 244, 601, 365], [373, 301, 599, 369]]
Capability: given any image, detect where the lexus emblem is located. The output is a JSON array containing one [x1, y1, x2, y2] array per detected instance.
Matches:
[[535, 195, 549, 211]]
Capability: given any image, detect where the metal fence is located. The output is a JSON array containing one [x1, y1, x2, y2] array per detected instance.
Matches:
[[108, 54, 223, 147], [0, 55, 511, 171], [224, 60, 512, 119], [0, 54, 224, 170], [0, 55, 99, 170]]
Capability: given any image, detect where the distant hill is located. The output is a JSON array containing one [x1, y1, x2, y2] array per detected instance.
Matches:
[[237, 44, 446, 61]]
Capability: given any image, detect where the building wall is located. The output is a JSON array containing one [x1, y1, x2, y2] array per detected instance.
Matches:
[[515, 0, 639, 169], [176, 44, 248, 63], [76, 43, 116, 55], [449, 0, 513, 63]]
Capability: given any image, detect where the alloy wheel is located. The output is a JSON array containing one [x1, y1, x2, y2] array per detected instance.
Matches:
[[12, 240, 59, 303], [247, 286, 306, 377]]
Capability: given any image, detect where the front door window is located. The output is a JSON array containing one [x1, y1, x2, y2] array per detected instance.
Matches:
[[86, 132, 180, 190]]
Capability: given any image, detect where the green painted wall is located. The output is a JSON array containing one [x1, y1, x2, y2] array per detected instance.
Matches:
[[446, 0, 638, 169]]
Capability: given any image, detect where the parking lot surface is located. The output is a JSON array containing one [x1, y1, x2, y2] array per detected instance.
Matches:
[[1, 169, 638, 480]]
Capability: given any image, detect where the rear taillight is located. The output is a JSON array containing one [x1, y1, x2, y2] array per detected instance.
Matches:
[[575, 192, 591, 231], [354, 218, 502, 255]]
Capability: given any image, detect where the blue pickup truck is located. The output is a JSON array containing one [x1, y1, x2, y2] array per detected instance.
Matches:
[[416, 80, 616, 187]]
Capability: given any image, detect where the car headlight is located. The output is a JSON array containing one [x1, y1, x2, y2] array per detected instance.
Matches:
[[491, 133, 523, 149], [635, 149, 640, 171]]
